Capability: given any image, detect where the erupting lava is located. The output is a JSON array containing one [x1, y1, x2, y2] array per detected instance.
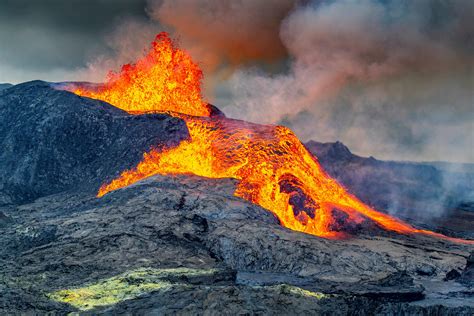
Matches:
[[73, 33, 472, 243], [75, 33, 210, 117]]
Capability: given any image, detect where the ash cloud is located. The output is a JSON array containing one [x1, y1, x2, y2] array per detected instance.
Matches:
[[146, 0, 298, 96]]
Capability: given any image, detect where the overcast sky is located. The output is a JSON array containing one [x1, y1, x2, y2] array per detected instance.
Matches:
[[0, 0, 148, 83], [0, 0, 472, 163]]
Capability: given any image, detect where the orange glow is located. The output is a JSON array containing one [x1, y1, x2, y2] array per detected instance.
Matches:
[[74, 33, 210, 117], [73, 32, 472, 244]]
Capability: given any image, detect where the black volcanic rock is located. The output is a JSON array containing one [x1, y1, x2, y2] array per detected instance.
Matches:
[[445, 269, 462, 281], [0, 211, 12, 227], [208, 103, 226, 118], [307, 140, 354, 162], [0, 81, 188, 204], [0, 175, 472, 314], [459, 252, 474, 286], [305, 140, 445, 213]]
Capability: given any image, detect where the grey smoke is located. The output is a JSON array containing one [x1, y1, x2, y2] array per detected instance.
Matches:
[[146, 0, 297, 67], [216, 0, 474, 163]]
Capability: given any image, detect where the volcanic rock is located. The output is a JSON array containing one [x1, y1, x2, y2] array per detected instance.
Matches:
[[0, 81, 188, 204], [459, 252, 474, 286], [208, 103, 226, 118], [445, 269, 462, 281], [0, 210, 12, 227], [1, 175, 473, 314]]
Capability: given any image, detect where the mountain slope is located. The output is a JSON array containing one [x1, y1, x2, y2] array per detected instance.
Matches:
[[306, 140, 474, 237], [1, 175, 472, 314], [306, 141, 473, 212], [0, 83, 12, 91], [0, 81, 188, 204]]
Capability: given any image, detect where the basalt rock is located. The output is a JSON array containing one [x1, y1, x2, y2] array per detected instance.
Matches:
[[0, 81, 188, 204], [459, 252, 474, 286], [0, 83, 12, 91], [0, 211, 12, 227]]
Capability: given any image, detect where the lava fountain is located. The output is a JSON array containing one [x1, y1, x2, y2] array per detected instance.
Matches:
[[73, 32, 472, 243]]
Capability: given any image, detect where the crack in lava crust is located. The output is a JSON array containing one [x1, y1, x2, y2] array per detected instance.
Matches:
[[71, 32, 473, 244]]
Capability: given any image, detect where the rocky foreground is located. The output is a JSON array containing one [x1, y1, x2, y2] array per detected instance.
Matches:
[[1, 175, 473, 314], [0, 81, 473, 314]]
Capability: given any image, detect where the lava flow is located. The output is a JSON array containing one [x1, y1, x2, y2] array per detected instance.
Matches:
[[73, 32, 472, 243]]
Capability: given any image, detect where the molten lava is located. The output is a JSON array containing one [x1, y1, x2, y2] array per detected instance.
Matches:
[[72, 32, 472, 243], [74, 33, 210, 117]]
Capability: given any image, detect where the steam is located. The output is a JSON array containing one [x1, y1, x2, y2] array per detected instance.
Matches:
[[146, 0, 474, 219], [69, 19, 160, 83], [214, 0, 474, 163], [145, 0, 298, 96], [71, 0, 472, 163]]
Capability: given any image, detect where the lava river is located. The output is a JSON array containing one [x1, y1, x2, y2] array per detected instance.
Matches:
[[73, 32, 473, 243]]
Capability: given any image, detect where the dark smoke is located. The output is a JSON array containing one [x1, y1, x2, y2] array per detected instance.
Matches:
[[146, 0, 299, 95]]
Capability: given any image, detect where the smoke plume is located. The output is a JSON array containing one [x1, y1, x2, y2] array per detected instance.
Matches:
[[147, 0, 297, 68], [38, 0, 471, 163], [212, 0, 474, 163]]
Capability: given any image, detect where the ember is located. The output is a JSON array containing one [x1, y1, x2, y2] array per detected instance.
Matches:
[[72, 33, 472, 243]]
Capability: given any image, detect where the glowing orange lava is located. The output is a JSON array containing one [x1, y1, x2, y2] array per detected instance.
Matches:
[[72, 32, 472, 244], [74, 33, 210, 117]]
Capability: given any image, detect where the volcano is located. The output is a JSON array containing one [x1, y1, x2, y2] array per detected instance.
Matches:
[[0, 33, 473, 314], [71, 33, 472, 244]]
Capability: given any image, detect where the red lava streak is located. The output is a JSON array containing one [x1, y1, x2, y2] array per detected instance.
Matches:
[[73, 32, 473, 244]]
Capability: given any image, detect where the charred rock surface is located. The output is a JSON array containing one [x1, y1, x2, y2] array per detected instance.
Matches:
[[0, 175, 472, 314], [459, 252, 474, 286], [0, 81, 188, 204]]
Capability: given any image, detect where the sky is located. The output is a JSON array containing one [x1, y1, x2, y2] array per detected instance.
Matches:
[[0, 0, 472, 163]]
